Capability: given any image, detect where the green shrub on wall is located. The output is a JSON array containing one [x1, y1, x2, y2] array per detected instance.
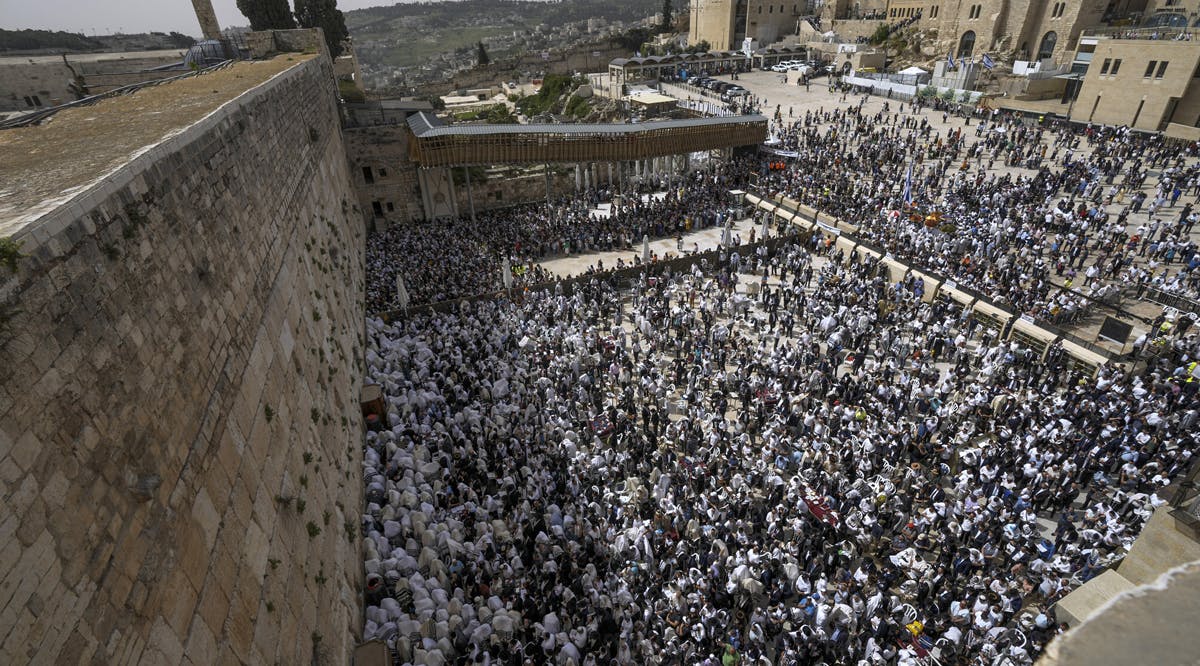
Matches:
[[0, 237, 22, 272]]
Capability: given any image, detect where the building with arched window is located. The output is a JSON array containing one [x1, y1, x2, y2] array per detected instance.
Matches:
[[958, 30, 976, 58], [1037, 31, 1059, 60], [1142, 0, 1200, 28], [876, 0, 1109, 64], [690, 0, 1115, 67]]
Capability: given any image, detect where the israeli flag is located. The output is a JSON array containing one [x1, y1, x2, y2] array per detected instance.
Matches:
[[902, 161, 914, 206], [947, 51, 956, 70], [982, 53, 995, 70]]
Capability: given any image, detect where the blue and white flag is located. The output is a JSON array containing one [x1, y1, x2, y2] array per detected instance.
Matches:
[[947, 52, 956, 70], [902, 160, 914, 205], [982, 53, 995, 69]]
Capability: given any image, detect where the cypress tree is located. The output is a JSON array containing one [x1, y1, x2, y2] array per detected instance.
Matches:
[[295, 0, 350, 57], [235, 0, 297, 31]]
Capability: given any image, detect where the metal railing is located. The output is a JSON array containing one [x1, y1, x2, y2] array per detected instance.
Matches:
[[1082, 26, 1200, 41], [1142, 285, 1200, 315]]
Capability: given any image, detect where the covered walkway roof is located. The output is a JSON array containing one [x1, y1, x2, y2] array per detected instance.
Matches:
[[406, 112, 768, 167]]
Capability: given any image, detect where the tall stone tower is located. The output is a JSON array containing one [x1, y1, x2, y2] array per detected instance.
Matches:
[[192, 0, 223, 40]]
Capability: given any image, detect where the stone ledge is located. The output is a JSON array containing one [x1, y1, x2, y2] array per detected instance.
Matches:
[[1, 54, 316, 255]]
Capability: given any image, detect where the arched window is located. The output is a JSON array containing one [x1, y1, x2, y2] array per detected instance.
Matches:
[[958, 31, 976, 58], [1037, 31, 1057, 60]]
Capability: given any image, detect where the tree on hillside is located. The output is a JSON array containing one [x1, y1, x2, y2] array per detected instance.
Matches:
[[295, 0, 350, 56], [0, 29, 103, 52], [236, 0, 296, 31], [661, 0, 673, 33], [476, 41, 490, 66]]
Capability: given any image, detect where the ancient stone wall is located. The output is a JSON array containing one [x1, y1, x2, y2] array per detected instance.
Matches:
[[0, 55, 365, 665], [344, 125, 424, 227], [0, 60, 74, 110], [0, 52, 184, 112], [690, 0, 738, 49]]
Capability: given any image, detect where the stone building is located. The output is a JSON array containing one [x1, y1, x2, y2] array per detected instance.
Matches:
[[342, 100, 433, 228], [689, 0, 808, 49], [0, 50, 187, 112], [1141, 0, 1200, 26], [1072, 33, 1200, 131], [820, 0, 890, 21], [881, 0, 1108, 63]]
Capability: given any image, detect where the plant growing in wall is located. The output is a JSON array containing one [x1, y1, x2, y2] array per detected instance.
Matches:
[[0, 237, 23, 273], [0, 302, 22, 346], [122, 202, 149, 239]]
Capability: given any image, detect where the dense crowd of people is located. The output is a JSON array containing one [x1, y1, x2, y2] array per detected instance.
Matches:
[[356, 93, 1200, 665], [359, 230, 1198, 664], [365, 161, 754, 314], [757, 102, 1200, 330]]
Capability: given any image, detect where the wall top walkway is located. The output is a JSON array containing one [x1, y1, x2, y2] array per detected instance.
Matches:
[[0, 55, 312, 245]]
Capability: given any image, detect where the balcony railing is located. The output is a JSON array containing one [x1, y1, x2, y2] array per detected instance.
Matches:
[[1081, 26, 1200, 41]]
